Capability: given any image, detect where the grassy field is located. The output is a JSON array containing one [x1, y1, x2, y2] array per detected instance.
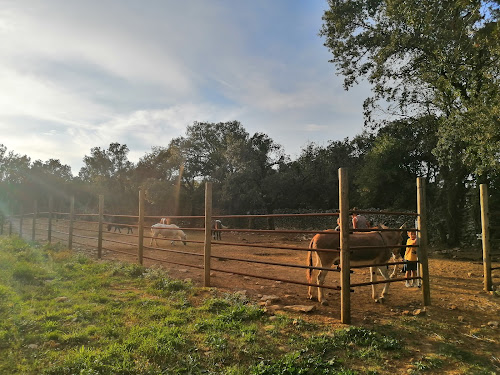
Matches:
[[0, 235, 497, 374]]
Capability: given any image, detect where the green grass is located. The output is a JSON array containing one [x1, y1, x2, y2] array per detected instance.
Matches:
[[0, 235, 497, 374]]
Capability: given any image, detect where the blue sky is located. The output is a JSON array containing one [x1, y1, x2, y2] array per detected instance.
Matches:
[[0, 0, 369, 174]]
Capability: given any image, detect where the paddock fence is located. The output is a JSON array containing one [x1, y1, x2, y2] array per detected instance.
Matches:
[[0, 168, 430, 324]]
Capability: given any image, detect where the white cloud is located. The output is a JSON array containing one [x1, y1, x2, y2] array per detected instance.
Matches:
[[0, 1, 370, 174]]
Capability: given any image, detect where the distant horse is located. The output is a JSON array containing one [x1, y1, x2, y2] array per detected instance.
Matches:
[[212, 219, 228, 240], [107, 223, 133, 234]]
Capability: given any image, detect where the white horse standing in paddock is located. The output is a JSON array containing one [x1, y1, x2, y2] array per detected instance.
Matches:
[[150, 223, 187, 246], [306, 224, 404, 305]]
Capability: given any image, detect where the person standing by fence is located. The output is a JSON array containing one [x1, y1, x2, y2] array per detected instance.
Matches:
[[352, 209, 368, 229], [404, 230, 419, 287]]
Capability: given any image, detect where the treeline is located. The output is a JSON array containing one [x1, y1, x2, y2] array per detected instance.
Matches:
[[1, 119, 498, 246]]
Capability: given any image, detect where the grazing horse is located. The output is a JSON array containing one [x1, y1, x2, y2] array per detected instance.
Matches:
[[306, 224, 404, 305], [150, 223, 187, 246], [107, 223, 133, 234]]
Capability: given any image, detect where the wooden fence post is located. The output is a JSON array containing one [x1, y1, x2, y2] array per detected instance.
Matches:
[[98, 195, 103, 259], [204, 182, 213, 287], [480, 184, 492, 291], [339, 168, 351, 324], [48, 196, 53, 243], [32, 200, 37, 242], [19, 205, 24, 238], [138, 189, 144, 265], [417, 178, 431, 305], [68, 197, 74, 250]]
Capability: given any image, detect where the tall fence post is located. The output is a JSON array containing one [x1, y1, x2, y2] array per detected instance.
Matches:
[[417, 177, 431, 305], [480, 184, 492, 291], [48, 196, 53, 243], [138, 189, 144, 265], [32, 200, 37, 242], [98, 195, 104, 259], [204, 182, 213, 287], [68, 197, 74, 250], [339, 168, 351, 324], [19, 205, 24, 238]]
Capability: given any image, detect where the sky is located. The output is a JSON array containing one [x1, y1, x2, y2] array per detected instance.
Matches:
[[0, 0, 370, 175]]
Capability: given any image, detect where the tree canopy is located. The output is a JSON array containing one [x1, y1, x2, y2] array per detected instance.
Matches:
[[320, 0, 499, 177]]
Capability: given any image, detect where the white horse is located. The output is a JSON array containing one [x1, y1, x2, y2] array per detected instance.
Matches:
[[150, 223, 187, 246]]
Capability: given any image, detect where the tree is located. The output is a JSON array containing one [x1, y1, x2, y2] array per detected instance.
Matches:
[[78, 143, 135, 212], [0, 144, 32, 214], [320, 0, 499, 244], [354, 116, 439, 210], [29, 159, 74, 213], [320, 0, 499, 172]]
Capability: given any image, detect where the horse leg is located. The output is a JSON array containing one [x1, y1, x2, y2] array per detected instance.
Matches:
[[316, 267, 331, 305], [390, 263, 399, 278], [377, 266, 391, 302], [370, 266, 379, 302]]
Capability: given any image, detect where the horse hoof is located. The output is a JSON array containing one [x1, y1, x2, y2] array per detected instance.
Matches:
[[320, 300, 329, 306], [375, 297, 385, 304]]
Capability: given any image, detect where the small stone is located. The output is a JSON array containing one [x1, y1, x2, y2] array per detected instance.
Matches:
[[54, 297, 68, 303], [458, 316, 465, 322], [265, 305, 282, 311], [487, 321, 499, 329], [413, 309, 426, 316], [261, 295, 281, 303], [28, 344, 38, 349], [283, 305, 316, 313]]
